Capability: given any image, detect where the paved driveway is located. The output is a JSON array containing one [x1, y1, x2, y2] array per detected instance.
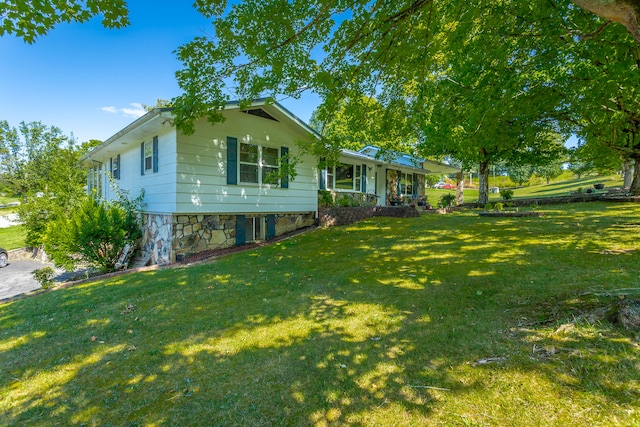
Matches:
[[0, 259, 52, 301]]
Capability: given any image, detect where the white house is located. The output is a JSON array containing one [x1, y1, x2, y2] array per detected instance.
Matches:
[[82, 99, 461, 265], [319, 145, 461, 206], [82, 100, 319, 264]]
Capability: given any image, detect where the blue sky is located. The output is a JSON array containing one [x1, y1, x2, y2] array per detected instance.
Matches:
[[0, 2, 321, 144]]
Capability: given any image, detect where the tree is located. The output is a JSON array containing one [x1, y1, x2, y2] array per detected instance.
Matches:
[[169, 1, 581, 202], [535, 161, 564, 184], [0, 121, 94, 246], [0, 121, 73, 196], [172, 1, 638, 126], [0, 0, 129, 43], [571, 0, 640, 44], [556, 12, 640, 192], [169, 1, 640, 201], [509, 165, 535, 187]]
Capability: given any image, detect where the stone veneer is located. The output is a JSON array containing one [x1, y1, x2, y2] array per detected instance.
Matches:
[[319, 206, 419, 227], [140, 212, 316, 264], [141, 213, 174, 265]]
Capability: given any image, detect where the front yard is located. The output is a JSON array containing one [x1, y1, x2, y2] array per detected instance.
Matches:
[[1, 202, 639, 426]]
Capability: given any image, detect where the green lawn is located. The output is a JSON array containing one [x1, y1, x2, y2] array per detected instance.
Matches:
[[426, 174, 624, 206], [0, 224, 25, 250], [1, 202, 639, 426]]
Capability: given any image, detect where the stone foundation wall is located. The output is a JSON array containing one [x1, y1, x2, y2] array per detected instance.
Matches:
[[275, 212, 317, 235], [319, 206, 419, 227], [140, 211, 316, 264], [141, 213, 174, 265], [173, 214, 237, 259]]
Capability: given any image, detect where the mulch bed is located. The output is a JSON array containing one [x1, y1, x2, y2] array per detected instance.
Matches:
[[478, 211, 545, 217]]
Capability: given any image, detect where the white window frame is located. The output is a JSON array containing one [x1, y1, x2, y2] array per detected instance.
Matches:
[[144, 140, 154, 173], [88, 165, 103, 198], [239, 142, 280, 185], [400, 172, 414, 196], [245, 216, 265, 242], [111, 155, 120, 180], [329, 163, 362, 192]]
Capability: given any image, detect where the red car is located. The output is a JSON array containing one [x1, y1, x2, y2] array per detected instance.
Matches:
[[434, 182, 455, 189]]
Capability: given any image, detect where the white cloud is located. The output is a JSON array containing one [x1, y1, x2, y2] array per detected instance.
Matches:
[[101, 103, 146, 118]]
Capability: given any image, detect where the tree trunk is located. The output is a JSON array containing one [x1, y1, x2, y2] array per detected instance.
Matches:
[[630, 156, 640, 195], [455, 172, 464, 205], [478, 161, 490, 206], [571, 0, 640, 45], [623, 159, 634, 189]]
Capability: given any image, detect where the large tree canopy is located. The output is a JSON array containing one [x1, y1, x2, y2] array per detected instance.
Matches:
[[173, 0, 619, 202]]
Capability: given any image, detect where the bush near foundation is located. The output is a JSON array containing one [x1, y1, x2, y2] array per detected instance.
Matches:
[[43, 192, 143, 272]]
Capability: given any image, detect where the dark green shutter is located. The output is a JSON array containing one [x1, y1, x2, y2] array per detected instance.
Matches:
[[235, 215, 246, 245], [266, 214, 276, 240], [140, 143, 145, 175], [280, 146, 289, 188], [227, 136, 238, 185], [413, 173, 419, 197], [152, 136, 159, 173], [361, 164, 367, 193], [397, 170, 402, 196], [116, 154, 121, 179]]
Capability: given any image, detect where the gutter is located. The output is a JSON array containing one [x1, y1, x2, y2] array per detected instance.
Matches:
[[80, 108, 171, 163]]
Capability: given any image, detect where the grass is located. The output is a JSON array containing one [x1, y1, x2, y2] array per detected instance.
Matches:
[[425, 174, 624, 206], [0, 224, 25, 250], [1, 201, 639, 426]]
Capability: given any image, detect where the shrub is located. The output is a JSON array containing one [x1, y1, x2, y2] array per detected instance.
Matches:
[[43, 191, 143, 272], [439, 193, 456, 208], [32, 266, 56, 289], [499, 189, 514, 200], [318, 190, 334, 207], [493, 202, 504, 211], [484, 203, 493, 210], [334, 194, 355, 207]]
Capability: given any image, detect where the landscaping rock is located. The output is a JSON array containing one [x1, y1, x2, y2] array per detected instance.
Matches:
[[615, 298, 640, 330]]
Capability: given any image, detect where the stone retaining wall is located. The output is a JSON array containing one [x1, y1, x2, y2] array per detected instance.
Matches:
[[464, 193, 640, 208], [319, 206, 419, 227], [8, 247, 46, 262]]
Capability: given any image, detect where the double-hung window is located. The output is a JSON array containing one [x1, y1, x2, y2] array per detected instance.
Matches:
[[330, 163, 362, 191], [144, 141, 153, 172], [110, 154, 120, 180], [400, 172, 414, 196], [141, 136, 158, 175], [239, 142, 280, 185]]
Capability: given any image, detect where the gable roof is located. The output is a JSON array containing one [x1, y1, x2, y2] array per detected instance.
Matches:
[[81, 99, 319, 165]]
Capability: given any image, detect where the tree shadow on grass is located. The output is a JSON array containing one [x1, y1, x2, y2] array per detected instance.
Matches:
[[1, 209, 639, 425]]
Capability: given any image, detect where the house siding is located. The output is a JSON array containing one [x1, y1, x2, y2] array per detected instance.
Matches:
[[174, 113, 318, 214], [99, 128, 178, 213]]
